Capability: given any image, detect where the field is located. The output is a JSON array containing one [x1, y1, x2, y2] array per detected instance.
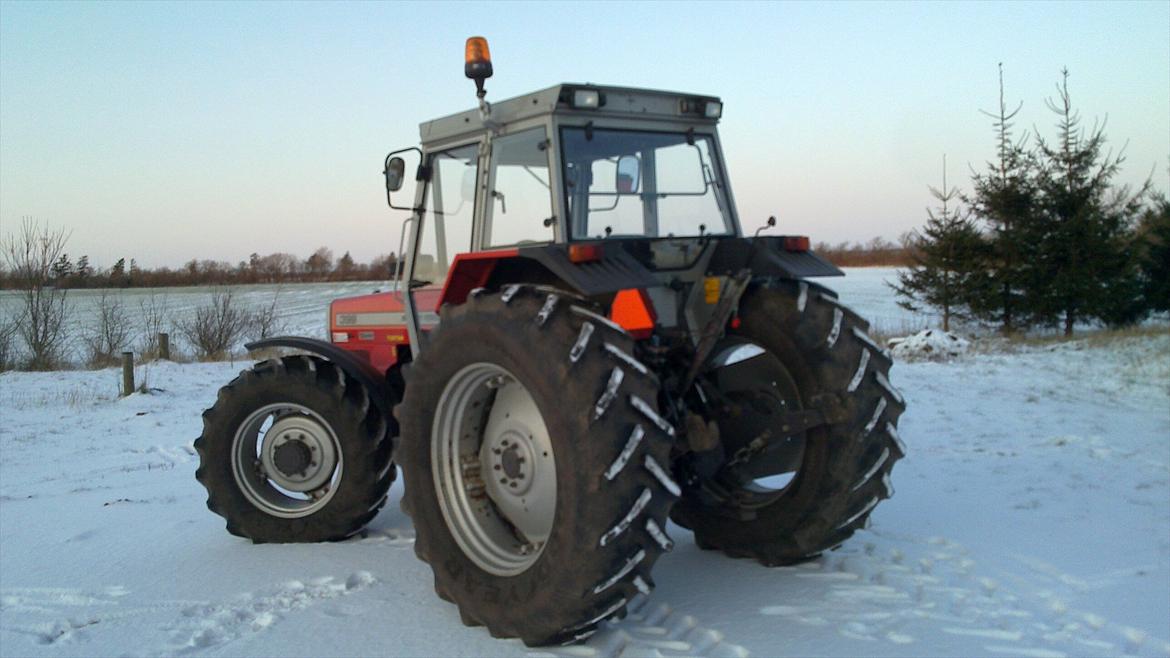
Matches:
[[0, 268, 932, 365], [1, 270, 1167, 657]]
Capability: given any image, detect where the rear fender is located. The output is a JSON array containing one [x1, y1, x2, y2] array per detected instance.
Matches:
[[438, 244, 661, 307], [245, 336, 395, 419]]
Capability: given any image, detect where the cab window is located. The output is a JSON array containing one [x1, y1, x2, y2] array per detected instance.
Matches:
[[413, 143, 478, 286], [484, 127, 554, 247]]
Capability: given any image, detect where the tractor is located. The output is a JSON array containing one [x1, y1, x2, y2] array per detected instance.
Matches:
[[194, 37, 905, 646]]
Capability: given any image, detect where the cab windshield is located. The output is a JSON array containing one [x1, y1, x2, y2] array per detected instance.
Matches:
[[561, 127, 734, 240]]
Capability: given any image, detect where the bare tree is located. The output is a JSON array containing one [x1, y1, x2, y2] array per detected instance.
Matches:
[[137, 291, 170, 358], [82, 291, 132, 367], [0, 314, 17, 372], [177, 288, 249, 360], [1, 218, 72, 369], [247, 288, 285, 341]]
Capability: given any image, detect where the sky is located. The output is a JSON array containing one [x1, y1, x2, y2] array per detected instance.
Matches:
[[1, 0, 1167, 269]]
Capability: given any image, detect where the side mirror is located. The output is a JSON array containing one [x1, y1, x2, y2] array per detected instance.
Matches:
[[616, 155, 640, 194], [385, 157, 406, 192]]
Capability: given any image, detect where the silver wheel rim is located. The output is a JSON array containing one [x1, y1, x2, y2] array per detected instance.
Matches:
[[432, 363, 557, 576], [231, 402, 343, 518]]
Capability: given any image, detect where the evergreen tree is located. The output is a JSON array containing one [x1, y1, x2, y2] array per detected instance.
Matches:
[[966, 64, 1038, 332], [1030, 69, 1147, 334], [75, 255, 92, 285], [51, 253, 73, 280], [335, 251, 355, 278], [892, 156, 989, 331], [1136, 192, 1170, 313]]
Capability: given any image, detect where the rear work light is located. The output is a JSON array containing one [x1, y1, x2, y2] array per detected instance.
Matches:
[[704, 100, 723, 119], [571, 88, 601, 109], [783, 236, 811, 252], [568, 243, 604, 263]]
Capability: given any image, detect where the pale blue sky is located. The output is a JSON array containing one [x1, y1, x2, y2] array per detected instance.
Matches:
[[1, 1, 1167, 268]]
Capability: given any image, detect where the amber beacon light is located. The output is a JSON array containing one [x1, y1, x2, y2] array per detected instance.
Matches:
[[465, 37, 493, 96]]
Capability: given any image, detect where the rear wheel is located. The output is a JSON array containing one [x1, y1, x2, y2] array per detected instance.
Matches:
[[195, 355, 395, 542], [673, 280, 906, 564], [397, 286, 679, 645]]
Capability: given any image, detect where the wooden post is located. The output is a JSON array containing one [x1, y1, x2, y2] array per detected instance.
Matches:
[[158, 332, 170, 360], [121, 351, 135, 396]]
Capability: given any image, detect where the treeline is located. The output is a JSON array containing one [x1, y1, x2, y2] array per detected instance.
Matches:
[[814, 237, 912, 267], [894, 67, 1168, 335], [0, 247, 400, 289]]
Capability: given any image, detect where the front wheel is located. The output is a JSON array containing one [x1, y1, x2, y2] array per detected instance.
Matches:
[[397, 286, 679, 645], [195, 355, 395, 542]]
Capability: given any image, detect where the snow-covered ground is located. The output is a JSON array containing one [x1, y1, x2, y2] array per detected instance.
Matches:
[[2, 326, 1167, 657]]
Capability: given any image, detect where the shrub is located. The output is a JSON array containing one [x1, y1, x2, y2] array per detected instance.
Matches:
[[137, 292, 170, 359], [177, 289, 248, 360], [1, 219, 71, 370], [82, 291, 132, 368]]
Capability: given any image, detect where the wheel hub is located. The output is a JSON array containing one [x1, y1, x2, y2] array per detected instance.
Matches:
[[485, 428, 535, 495], [231, 403, 343, 519], [433, 363, 557, 576], [272, 439, 313, 477], [703, 338, 806, 498], [260, 415, 335, 493]]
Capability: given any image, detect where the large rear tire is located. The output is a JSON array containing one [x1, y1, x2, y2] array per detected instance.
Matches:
[[397, 286, 679, 645], [195, 355, 396, 542], [672, 279, 906, 564]]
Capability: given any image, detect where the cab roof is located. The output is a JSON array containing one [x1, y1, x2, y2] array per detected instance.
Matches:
[[419, 83, 722, 147]]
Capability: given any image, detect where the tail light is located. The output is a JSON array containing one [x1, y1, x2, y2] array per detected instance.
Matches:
[[783, 236, 810, 252], [569, 243, 604, 263]]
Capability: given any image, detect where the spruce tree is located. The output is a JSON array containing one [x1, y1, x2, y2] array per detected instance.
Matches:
[[892, 156, 989, 331], [1136, 192, 1170, 313], [966, 64, 1038, 332], [1030, 69, 1147, 334]]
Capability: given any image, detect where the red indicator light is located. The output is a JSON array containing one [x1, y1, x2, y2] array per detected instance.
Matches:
[[569, 243, 604, 263], [783, 236, 810, 252]]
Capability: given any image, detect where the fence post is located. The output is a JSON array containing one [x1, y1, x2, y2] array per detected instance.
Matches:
[[122, 351, 135, 397], [159, 332, 170, 360]]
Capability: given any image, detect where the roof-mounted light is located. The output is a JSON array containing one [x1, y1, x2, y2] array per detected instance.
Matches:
[[571, 88, 601, 109], [464, 37, 493, 97], [704, 100, 723, 119]]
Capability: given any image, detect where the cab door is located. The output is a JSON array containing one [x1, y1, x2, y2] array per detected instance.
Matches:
[[405, 141, 483, 348]]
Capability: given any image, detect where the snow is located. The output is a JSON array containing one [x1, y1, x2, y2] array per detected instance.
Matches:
[[890, 329, 972, 360], [2, 279, 1169, 657]]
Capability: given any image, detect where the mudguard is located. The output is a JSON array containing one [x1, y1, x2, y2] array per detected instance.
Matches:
[[245, 336, 395, 419], [707, 237, 843, 278]]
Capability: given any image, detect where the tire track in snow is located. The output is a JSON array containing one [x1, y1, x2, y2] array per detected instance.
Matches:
[[162, 572, 377, 655], [754, 531, 1170, 657], [533, 595, 749, 658]]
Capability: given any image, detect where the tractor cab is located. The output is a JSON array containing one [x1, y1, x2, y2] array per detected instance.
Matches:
[[332, 44, 839, 374]]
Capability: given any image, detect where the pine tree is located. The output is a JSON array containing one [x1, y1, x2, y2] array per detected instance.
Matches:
[[51, 254, 73, 280], [966, 64, 1038, 332], [892, 156, 989, 331], [1136, 192, 1170, 313], [335, 251, 355, 278], [75, 255, 92, 286], [1030, 69, 1147, 334]]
